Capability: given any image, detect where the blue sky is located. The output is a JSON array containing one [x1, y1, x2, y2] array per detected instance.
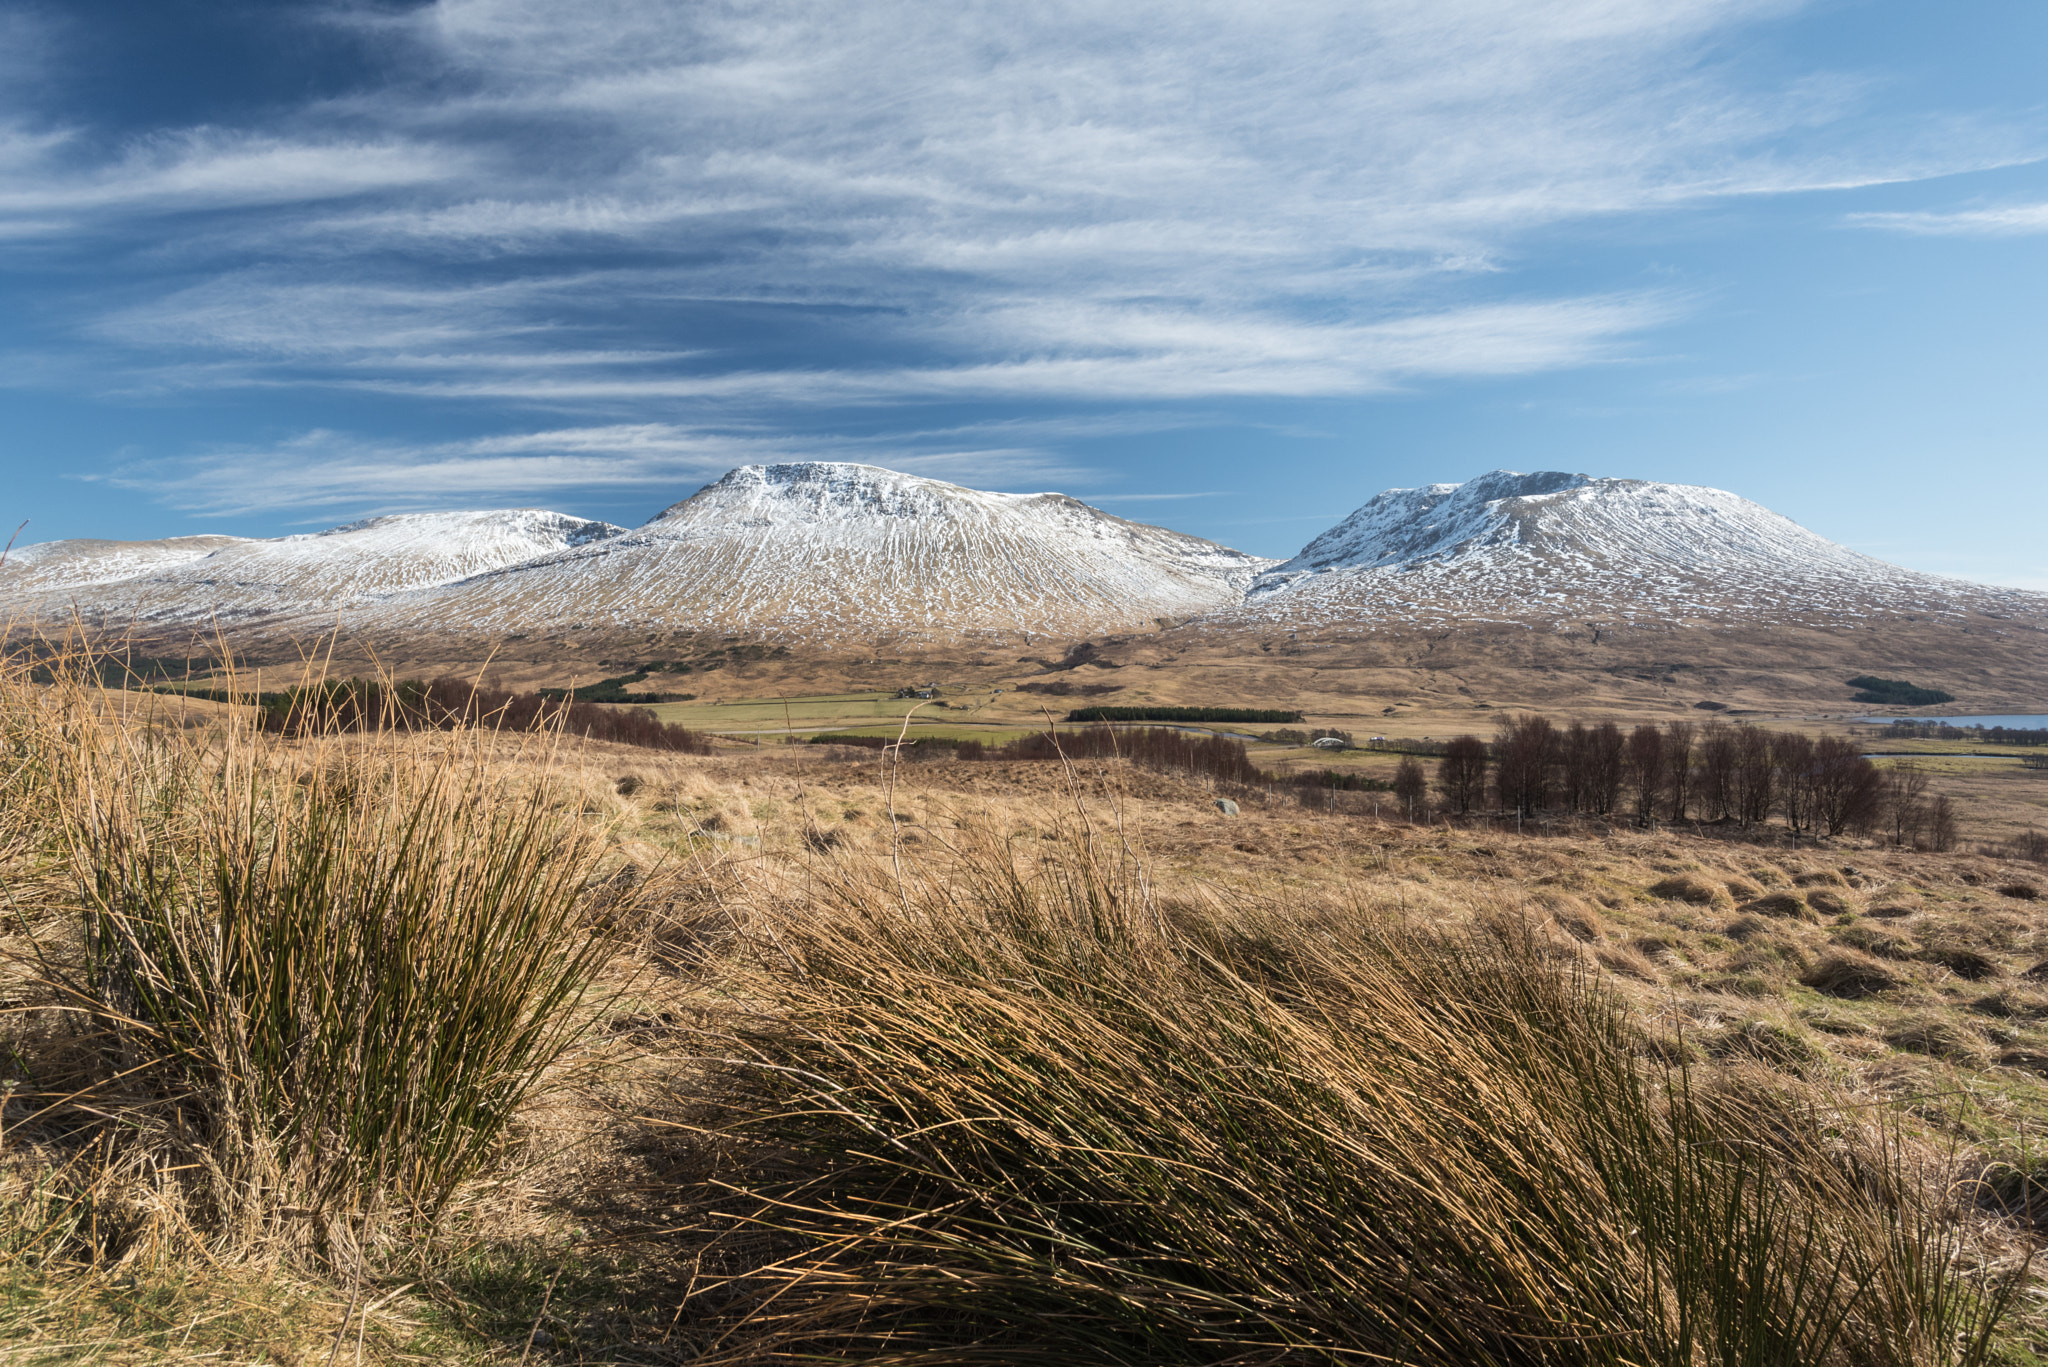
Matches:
[[2, 0, 2044, 587]]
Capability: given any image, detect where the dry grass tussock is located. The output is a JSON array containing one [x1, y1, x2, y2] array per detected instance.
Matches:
[[0, 647, 2042, 1364], [690, 830, 2016, 1365]]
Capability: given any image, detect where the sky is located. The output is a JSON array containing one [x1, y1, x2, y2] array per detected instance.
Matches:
[[1, 0, 2045, 587]]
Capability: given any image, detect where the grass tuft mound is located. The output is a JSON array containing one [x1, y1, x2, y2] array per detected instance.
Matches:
[[1648, 873, 1730, 906], [699, 832, 2016, 1366], [1744, 890, 1817, 921], [4, 653, 619, 1267], [1802, 949, 1905, 999]]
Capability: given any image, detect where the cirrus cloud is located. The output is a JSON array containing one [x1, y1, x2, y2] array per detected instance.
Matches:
[[5, 0, 2042, 517]]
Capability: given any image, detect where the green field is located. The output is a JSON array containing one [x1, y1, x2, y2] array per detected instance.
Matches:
[[637, 688, 1312, 744], [1857, 735, 2045, 757], [640, 688, 1078, 738], [1868, 753, 2036, 776]]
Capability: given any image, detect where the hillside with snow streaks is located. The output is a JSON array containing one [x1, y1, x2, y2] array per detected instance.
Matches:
[[1235, 471, 2044, 630], [3, 511, 624, 625], [371, 464, 1276, 641], [0, 535, 251, 594]]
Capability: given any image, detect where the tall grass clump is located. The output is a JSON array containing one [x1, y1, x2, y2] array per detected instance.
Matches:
[[705, 829, 2018, 1365], [7, 650, 618, 1264]]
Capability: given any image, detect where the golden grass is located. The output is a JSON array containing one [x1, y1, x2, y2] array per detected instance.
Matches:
[[4, 644, 2048, 1362]]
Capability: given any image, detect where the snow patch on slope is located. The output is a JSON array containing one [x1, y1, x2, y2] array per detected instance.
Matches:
[[1, 536, 252, 594], [3, 510, 625, 624]]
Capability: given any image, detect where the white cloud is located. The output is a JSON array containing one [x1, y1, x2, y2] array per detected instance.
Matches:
[[1848, 203, 2048, 236], [10, 0, 2039, 423], [1089, 491, 1232, 502], [0, 127, 456, 224], [103, 422, 1090, 516]]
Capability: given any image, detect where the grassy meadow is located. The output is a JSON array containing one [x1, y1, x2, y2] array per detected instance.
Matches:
[[5, 654, 2048, 1364]]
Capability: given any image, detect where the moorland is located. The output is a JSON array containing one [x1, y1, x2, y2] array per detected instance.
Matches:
[[4, 631, 2048, 1365]]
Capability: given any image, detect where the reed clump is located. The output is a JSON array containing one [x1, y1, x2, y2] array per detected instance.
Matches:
[[700, 827, 2018, 1365], [1, 648, 619, 1267]]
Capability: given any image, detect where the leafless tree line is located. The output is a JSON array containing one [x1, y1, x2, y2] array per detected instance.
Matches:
[[1426, 715, 1956, 848]]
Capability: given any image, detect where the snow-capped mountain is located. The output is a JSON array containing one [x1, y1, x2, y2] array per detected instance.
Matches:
[[3, 510, 624, 625], [0, 535, 251, 593], [370, 463, 1276, 641], [8, 465, 2033, 652], [1234, 470, 2037, 629]]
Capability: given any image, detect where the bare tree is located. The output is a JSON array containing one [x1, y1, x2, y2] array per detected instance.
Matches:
[[1808, 736, 1884, 837], [1697, 721, 1736, 821], [1393, 756, 1427, 821], [1928, 794, 1960, 853], [1438, 735, 1489, 815], [1662, 720, 1695, 822], [1774, 731, 1816, 837], [1558, 722, 1592, 812], [1494, 713, 1555, 817], [1627, 724, 1666, 825], [1732, 725, 1774, 829], [1884, 763, 1931, 847], [1587, 721, 1626, 816]]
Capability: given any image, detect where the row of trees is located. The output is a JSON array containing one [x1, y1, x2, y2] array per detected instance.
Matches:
[[1382, 715, 1952, 846], [252, 676, 716, 753], [808, 715, 1956, 850], [1870, 719, 2045, 747]]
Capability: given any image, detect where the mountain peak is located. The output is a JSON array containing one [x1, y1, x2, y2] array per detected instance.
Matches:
[[647, 462, 1064, 531], [372, 464, 1277, 642], [1276, 469, 1595, 576], [1238, 470, 2029, 629], [320, 509, 624, 549]]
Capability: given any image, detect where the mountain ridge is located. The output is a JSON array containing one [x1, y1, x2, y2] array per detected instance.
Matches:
[[4, 465, 2040, 652], [364, 463, 1278, 643], [2, 510, 626, 626], [1232, 470, 2037, 632]]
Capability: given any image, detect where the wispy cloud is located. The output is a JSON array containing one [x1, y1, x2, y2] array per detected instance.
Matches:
[[0, 126, 456, 224], [1089, 491, 1233, 502], [97, 423, 1091, 517], [6, 0, 2041, 500], [96, 281, 1680, 406], [1847, 203, 2048, 236]]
